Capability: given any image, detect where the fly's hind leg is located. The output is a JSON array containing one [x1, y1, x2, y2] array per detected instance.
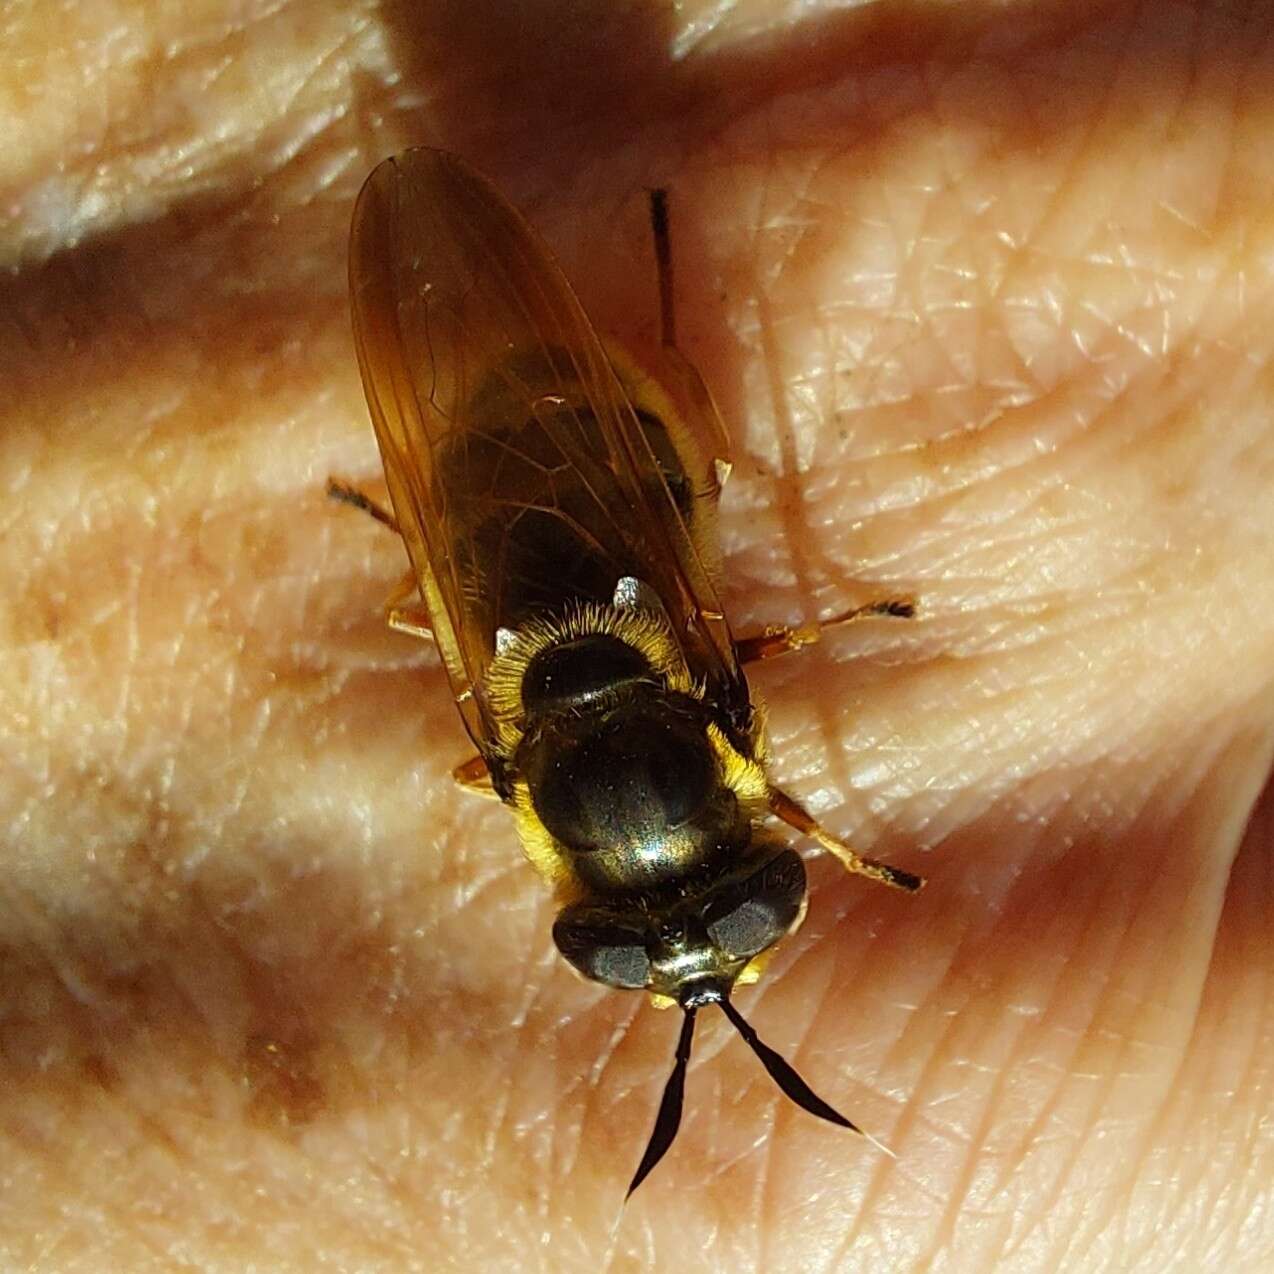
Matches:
[[768, 786, 924, 893], [650, 189, 679, 353], [735, 598, 916, 665], [648, 188, 732, 479], [452, 754, 500, 801], [327, 478, 434, 643]]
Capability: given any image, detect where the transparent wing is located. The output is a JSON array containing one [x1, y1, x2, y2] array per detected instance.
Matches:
[[348, 148, 744, 755]]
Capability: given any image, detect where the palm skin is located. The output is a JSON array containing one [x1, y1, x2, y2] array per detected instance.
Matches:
[[1, 3, 1272, 1271]]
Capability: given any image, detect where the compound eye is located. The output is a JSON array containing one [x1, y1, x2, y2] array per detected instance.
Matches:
[[552, 909, 651, 990], [704, 850, 807, 960]]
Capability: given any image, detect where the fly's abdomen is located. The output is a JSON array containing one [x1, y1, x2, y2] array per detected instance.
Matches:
[[432, 392, 699, 641]]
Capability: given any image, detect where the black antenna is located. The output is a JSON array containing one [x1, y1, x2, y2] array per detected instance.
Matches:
[[719, 997, 860, 1132], [626, 1008, 697, 1199], [624, 994, 863, 1199]]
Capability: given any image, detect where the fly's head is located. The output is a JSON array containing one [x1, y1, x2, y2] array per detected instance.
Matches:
[[551, 846, 807, 1006]]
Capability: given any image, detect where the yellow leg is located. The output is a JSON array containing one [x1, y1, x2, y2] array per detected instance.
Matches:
[[328, 483, 434, 643], [735, 597, 915, 665], [452, 754, 500, 800], [383, 570, 434, 643], [768, 786, 924, 893]]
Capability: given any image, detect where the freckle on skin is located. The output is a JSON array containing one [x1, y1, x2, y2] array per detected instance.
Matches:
[[242, 1031, 327, 1128]]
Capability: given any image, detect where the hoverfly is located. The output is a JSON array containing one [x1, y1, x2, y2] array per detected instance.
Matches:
[[333, 148, 923, 1196]]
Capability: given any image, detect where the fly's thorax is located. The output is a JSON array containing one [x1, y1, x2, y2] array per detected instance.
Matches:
[[484, 596, 773, 901], [517, 676, 747, 894]]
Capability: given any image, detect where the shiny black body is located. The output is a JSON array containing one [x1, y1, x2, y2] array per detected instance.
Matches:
[[517, 633, 806, 1007]]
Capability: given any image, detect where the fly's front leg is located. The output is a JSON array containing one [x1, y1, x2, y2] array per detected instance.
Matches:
[[768, 786, 924, 893], [328, 478, 434, 643], [452, 754, 500, 800], [734, 597, 916, 665]]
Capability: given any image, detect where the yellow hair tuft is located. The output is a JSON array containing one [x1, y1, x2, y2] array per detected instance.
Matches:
[[483, 599, 692, 757]]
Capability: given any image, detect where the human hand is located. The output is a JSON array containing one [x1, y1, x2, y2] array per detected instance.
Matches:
[[2, 3, 1271, 1271]]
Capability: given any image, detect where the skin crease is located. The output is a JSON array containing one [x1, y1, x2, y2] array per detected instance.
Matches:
[[1, 0, 1273, 1270]]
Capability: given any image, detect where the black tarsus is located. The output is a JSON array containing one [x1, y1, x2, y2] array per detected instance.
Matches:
[[326, 478, 398, 532], [878, 599, 916, 619], [719, 997, 861, 1133], [649, 188, 676, 350], [626, 1008, 697, 1199], [872, 861, 925, 893]]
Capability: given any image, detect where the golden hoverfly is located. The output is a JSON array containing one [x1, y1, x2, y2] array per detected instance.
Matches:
[[334, 148, 923, 1196]]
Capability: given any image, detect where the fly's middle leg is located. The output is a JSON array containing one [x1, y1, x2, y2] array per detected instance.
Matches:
[[734, 597, 916, 665]]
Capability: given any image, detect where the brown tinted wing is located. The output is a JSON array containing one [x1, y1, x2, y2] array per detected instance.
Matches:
[[348, 149, 742, 754]]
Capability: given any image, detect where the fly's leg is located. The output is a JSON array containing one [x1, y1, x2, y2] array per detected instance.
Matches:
[[648, 189, 732, 479], [327, 478, 400, 533], [767, 786, 924, 893], [328, 479, 434, 643], [452, 754, 500, 801], [385, 574, 434, 643], [734, 598, 916, 665], [647, 198, 914, 648], [650, 189, 679, 352]]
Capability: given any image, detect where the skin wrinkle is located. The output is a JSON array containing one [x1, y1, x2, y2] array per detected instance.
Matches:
[[755, 268, 870, 812], [1126, 1013, 1217, 1271], [706, 1113, 771, 1186], [929, 920, 1106, 1264], [1215, 847, 1273, 1246], [9, 4, 327, 257], [806, 985, 914, 1274], [1043, 761, 1248, 1271], [1117, 742, 1274, 1270], [753, 1074, 779, 1274], [495, 952, 555, 1187], [563, 997, 640, 1187], [948, 926, 1113, 1260], [1037, 946, 1177, 1267], [818, 929, 972, 1262]]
